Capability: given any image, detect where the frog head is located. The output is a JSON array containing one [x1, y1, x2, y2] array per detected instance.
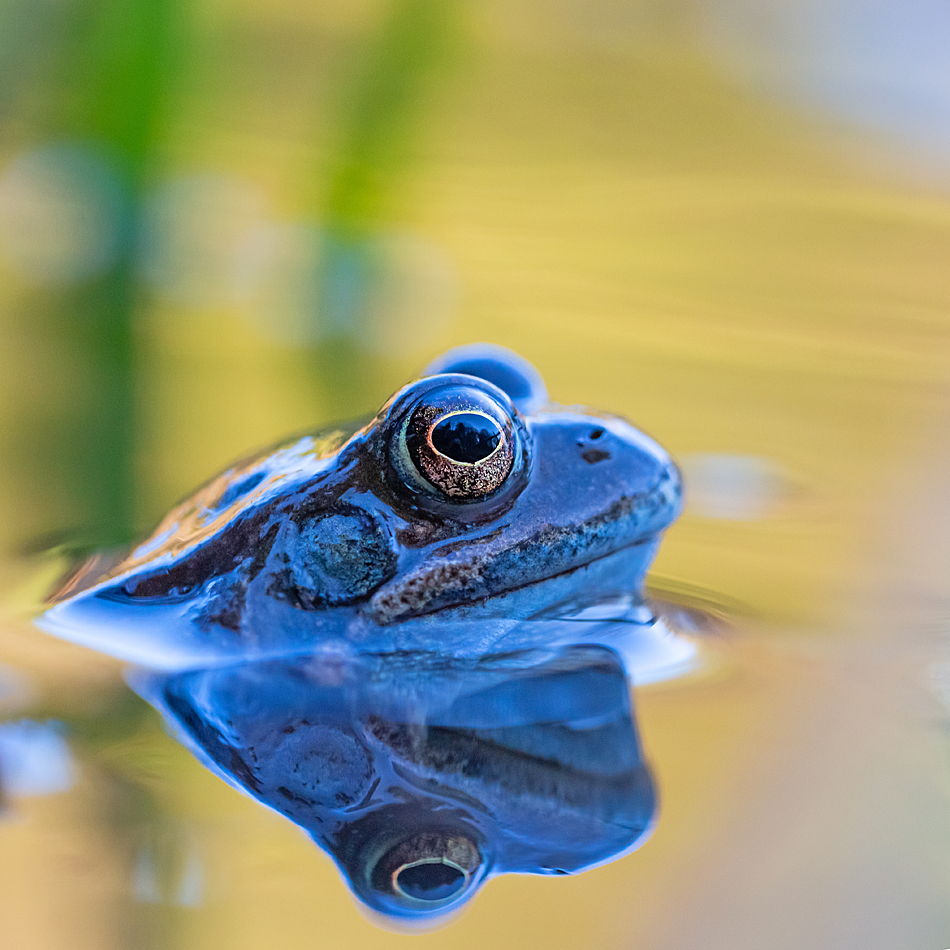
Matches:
[[39, 345, 682, 667]]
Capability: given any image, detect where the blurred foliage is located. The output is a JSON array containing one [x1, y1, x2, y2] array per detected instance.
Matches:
[[312, 0, 462, 415], [1, 2, 950, 945], [4, 0, 180, 549], [1, 0, 463, 547], [322, 0, 460, 233]]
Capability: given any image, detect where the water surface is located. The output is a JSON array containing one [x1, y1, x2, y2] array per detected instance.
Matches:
[[2, 0, 950, 947]]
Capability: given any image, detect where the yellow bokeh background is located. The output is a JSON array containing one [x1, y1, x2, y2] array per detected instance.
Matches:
[[1, 1, 950, 947]]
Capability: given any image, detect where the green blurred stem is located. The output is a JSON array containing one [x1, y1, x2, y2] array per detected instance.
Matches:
[[323, 0, 459, 237], [312, 0, 460, 416], [51, 0, 177, 548]]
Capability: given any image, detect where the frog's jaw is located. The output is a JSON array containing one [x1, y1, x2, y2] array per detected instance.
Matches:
[[366, 535, 666, 630], [365, 406, 683, 628]]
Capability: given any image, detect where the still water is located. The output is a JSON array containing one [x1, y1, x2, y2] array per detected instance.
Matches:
[[33, 342, 693, 926], [2, 0, 950, 948]]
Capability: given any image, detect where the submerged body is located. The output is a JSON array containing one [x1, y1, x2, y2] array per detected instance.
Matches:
[[39, 345, 683, 668]]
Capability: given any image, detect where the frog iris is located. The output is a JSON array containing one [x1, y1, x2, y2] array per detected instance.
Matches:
[[393, 382, 521, 502]]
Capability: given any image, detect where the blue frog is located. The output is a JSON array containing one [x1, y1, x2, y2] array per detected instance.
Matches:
[[34, 344, 689, 926], [38, 345, 683, 669]]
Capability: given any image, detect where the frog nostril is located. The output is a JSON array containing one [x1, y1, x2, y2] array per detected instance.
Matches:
[[589, 428, 604, 440]]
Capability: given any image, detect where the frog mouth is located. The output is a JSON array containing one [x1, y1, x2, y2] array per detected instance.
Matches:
[[367, 536, 659, 626], [367, 471, 680, 626]]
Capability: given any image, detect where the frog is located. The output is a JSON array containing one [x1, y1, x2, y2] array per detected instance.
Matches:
[[38, 344, 683, 669]]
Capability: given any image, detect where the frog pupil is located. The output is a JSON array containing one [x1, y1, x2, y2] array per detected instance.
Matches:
[[430, 413, 501, 464], [394, 861, 466, 901]]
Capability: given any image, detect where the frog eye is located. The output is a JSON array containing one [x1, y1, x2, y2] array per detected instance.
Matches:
[[368, 832, 481, 909], [392, 384, 520, 502]]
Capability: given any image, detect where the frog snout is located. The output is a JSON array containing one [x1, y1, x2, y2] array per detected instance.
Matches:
[[571, 416, 682, 534]]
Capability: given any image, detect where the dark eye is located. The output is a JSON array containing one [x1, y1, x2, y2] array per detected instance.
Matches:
[[430, 412, 502, 464], [369, 833, 481, 908], [392, 385, 519, 502], [394, 861, 466, 901]]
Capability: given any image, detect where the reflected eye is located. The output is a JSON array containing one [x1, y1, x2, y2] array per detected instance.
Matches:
[[370, 833, 481, 907], [394, 860, 467, 901], [393, 385, 520, 502]]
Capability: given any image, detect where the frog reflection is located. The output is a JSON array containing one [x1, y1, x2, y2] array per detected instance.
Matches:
[[39, 345, 682, 667], [134, 644, 656, 923]]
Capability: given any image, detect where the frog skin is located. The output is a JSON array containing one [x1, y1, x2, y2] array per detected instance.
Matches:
[[38, 345, 683, 669], [133, 644, 656, 923]]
